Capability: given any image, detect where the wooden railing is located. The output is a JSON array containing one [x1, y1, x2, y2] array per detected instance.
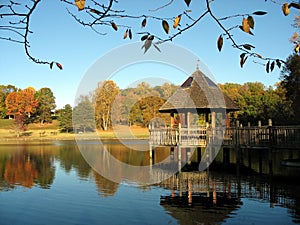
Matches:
[[149, 126, 300, 149]]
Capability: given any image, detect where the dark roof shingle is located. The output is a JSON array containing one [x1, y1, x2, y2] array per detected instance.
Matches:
[[159, 69, 239, 113]]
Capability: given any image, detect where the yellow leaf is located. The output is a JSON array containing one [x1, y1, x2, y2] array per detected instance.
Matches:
[[173, 15, 181, 29], [242, 18, 250, 33], [123, 29, 128, 39], [294, 44, 300, 53], [162, 20, 170, 34], [217, 35, 223, 52], [75, 0, 85, 11], [282, 3, 290, 16]]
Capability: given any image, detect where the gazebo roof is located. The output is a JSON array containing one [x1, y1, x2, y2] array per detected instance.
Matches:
[[159, 68, 239, 113]]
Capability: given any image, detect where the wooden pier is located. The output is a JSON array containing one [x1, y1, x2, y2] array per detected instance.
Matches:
[[149, 125, 300, 149]]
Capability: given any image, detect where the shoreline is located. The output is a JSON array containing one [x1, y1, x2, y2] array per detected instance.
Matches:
[[0, 126, 150, 144], [0, 136, 150, 144]]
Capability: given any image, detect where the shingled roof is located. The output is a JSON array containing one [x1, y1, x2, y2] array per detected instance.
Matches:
[[159, 68, 238, 113]]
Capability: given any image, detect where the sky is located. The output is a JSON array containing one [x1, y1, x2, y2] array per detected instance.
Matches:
[[0, 0, 298, 108]]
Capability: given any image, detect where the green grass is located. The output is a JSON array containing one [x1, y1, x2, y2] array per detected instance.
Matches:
[[28, 120, 60, 130], [0, 121, 149, 142], [0, 119, 13, 129]]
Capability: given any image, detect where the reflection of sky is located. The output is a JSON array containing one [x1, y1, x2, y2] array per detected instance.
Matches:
[[223, 198, 295, 225], [0, 0, 297, 108], [0, 153, 299, 225]]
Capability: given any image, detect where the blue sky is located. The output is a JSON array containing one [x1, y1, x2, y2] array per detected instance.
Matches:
[[0, 0, 297, 108]]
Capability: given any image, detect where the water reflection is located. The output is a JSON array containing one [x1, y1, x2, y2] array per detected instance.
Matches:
[[0, 145, 55, 190], [0, 141, 299, 225]]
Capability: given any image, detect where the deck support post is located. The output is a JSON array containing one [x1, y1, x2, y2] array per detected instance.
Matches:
[[197, 147, 202, 163], [177, 145, 181, 173], [259, 150, 263, 174], [149, 145, 154, 165], [248, 148, 252, 170], [223, 147, 230, 168], [268, 148, 273, 176]]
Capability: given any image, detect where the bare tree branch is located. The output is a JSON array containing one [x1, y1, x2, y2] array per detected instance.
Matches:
[[0, 0, 297, 69]]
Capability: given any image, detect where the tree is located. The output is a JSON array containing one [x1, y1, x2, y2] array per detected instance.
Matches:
[[0, 85, 18, 119], [34, 87, 56, 125], [57, 104, 73, 133], [73, 95, 95, 133], [1, 0, 299, 69], [290, 9, 300, 52], [5, 87, 38, 119], [94, 80, 120, 130], [281, 54, 300, 124], [220, 81, 294, 125], [130, 96, 167, 127]]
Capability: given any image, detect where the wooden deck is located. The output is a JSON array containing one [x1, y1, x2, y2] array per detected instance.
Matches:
[[149, 126, 300, 149]]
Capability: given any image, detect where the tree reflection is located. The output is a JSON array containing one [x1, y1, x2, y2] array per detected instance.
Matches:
[[0, 147, 55, 189], [4, 150, 38, 188], [93, 170, 119, 197]]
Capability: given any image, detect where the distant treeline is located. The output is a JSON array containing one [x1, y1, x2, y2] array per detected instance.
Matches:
[[0, 75, 298, 133], [72, 79, 296, 132]]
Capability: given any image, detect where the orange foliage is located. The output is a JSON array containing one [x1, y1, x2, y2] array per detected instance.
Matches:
[[4, 152, 38, 188], [5, 87, 38, 118]]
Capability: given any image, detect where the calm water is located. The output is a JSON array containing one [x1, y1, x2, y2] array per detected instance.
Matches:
[[0, 140, 299, 225]]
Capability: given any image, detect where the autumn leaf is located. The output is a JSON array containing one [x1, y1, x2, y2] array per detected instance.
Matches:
[[129, 29, 132, 39], [243, 44, 255, 50], [270, 61, 275, 72], [184, 0, 191, 7], [74, 0, 85, 11], [240, 53, 247, 68], [240, 18, 253, 35], [142, 39, 152, 53], [252, 11, 267, 15], [217, 35, 223, 52], [90, 9, 101, 15], [282, 3, 290, 16], [123, 29, 128, 39], [162, 20, 170, 34], [148, 35, 154, 40], [276, 59, 281, 69], [294, 44, 300, 53], [173, 15, 181, 29], [247, 16, 254, 29], [141, 34, 149, 41], [111, 22, 118, 31], [56, 62, 63, 70], [141, 18, 147, 28], [266, 61, 270, 73]]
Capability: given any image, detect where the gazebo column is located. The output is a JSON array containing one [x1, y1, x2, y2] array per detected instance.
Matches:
[[187, 112, 191, 130], [170, 112, 175, 128], [211, 111, 216, 129], [226, 112, 231, 128]]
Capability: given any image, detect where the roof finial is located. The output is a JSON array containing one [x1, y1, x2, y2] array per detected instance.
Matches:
[[196, 59, 200, 71]]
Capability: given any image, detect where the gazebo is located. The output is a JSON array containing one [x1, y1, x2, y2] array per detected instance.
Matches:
[[149, 67, 238, 147], [159, 66, 238, 129]]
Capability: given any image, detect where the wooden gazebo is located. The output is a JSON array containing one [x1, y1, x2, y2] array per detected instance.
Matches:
[[159, 67, 238, 129], [149, 67, 238, 147]]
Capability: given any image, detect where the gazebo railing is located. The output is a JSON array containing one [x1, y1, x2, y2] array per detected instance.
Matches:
[[149, 125, 300, 148]]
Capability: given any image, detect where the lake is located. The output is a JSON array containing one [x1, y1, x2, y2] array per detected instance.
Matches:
[[0, 140, 299, 225]]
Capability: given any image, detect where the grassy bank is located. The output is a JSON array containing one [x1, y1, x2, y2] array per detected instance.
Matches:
[[0, 121, 149, 143]]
